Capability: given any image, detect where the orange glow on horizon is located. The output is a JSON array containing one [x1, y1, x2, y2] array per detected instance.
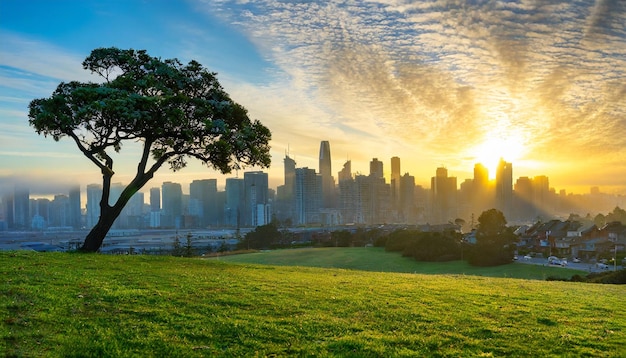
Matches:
[[470, 135, 526, 179]]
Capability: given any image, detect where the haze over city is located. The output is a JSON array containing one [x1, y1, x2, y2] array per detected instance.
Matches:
[[1, 0, 625, 198]]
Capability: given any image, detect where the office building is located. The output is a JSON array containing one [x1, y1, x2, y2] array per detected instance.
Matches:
[[243, 171, 269, 227], [161, 181, 183, 228], [319, 141, 335, 208], [495, 158, 513, 220], [295, 167, 322, 225], [86, 184, 102, 229], [225, 178, 245, 227]]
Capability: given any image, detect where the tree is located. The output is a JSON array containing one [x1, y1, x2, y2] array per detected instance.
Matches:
[[28, 48, 271, 252], [468, 208, 516, 266], [239, 222, 282, 250]]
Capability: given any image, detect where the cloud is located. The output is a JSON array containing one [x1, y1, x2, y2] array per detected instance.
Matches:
[[197, 0, 625, 179], [0, 31, 98, 84]]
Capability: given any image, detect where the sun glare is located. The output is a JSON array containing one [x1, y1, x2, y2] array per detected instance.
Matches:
[[472, 136, 525, 179]]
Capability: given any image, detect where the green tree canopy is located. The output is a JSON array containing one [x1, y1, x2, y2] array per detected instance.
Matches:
[[28, 48, 272, 252], [468, 209, 516, 266]]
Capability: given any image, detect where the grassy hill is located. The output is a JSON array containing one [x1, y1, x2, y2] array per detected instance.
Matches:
[[214, 247, 586, 280], [2, 251, 625, 357]]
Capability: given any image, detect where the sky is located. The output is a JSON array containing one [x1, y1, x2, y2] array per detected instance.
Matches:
[[1, 0, 625, 198]]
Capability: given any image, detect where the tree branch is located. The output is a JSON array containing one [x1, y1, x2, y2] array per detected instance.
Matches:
[[68, 131, 114, 176], [137, 139, 153, 175]]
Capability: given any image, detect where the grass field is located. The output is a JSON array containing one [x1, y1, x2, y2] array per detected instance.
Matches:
[[2, 251, 625, 357], [214, 247, 587, 280]]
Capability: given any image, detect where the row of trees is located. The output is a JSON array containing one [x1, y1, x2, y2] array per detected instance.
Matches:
[[377, 209, 516, 266], [239, 209, 515, 267]]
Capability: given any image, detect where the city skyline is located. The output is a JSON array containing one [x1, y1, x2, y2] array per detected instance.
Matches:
[[1, 1, 625, 197], [3, 149, 623, 233], [0, 148, 622, 202]]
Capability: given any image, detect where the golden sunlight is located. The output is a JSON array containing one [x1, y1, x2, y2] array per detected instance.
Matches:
[[471, 135, 526, 179]]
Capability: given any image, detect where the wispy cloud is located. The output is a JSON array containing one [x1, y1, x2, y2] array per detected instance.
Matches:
[[199, 0, 626, 177], [0, 31, 97, 83]]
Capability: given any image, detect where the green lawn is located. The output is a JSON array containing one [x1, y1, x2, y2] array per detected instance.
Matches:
[[215, 247, 586, 280], [2, 251, 624, 357]]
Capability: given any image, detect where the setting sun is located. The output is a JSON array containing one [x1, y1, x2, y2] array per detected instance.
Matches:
[[471, 135, 526, 179]]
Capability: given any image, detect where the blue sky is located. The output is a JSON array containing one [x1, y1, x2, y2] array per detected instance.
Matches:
[[1, 0, 625, 198]]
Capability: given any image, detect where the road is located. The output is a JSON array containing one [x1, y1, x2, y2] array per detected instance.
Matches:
[[516, 256, 623, 273]]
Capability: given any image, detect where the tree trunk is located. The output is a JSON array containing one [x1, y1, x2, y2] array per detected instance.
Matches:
[[79, 208, 122, 252], [78, 171, 151, 253]]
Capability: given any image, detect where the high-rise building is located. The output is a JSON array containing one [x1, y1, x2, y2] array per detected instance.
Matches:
[[50, 194, 70, 227], [86, 184, 102, 229], [514, 176, 533, 221], [189, 179, 218, 228], [149, 187, 160, 212], [295, 167, 322, 225], [391, 157, 401, 210], [284, 154, 296, 201], [431, 167, 457, 224], [532, 175, 550, 219], [124, 192, 145, 229], [32, 198, 50, 229], [243, 171, 269, 227], [319, 141, 335, 208], [370, 158, 384, 179], [149, 187, 161, 228], [69, 185, 81, 229], [471, 163, 492, 216], [495, 158, 513, 220], [13, 186, 30, 230], [109, 182, 124, 206], [338, 160, 352, 182], [225, 178, 245, 227], [337, 161, 359, 224], [399, 173, 416, 223], [161, 181, 183, 228], [275, 154, 297, 224]]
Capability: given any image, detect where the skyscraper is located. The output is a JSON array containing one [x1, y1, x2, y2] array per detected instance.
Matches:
[[431, 167, 457, 224], [391, 157, 401, 210], [49, 194, 69, 227], [399, 172, 416, 223], [69, 185, 81, 229], [319, 141, 335, 208], [225, 177, 245, 227], [284, 154, 296, 200], [243, 171, 269, 227], [12, 186, 30, 230], [338, 160, 352, 182], [161, 181, 183, 228], [149, 187, 161, 228], [370, 158, 383, 179], [295, 167, 322, 225], [149, 187, 161, 212], [86, 184, 102, 229], [472, 163, 492, 216], [275, 154, 297, 224], [495, 158, 513, 220], [189, 179, 218, 228]]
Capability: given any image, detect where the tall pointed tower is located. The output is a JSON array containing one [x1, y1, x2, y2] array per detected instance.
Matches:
[[319, 141, 335, 208]]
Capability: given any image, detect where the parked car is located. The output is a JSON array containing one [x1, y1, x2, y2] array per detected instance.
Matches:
[[572, 257, 581, 263], [596, 263, 609, 270], [523, 254, 532, 260]]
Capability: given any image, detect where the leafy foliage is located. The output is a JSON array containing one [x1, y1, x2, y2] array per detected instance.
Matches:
[[28, 48, 271, 251], [239, 223, 283, 250], [29, 47, 271, 174], [383, 229, 462, 262], [467, 209, 517, 267]]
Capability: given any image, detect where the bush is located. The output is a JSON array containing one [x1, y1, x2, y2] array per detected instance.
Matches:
[[586, 269, 626, 284]]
